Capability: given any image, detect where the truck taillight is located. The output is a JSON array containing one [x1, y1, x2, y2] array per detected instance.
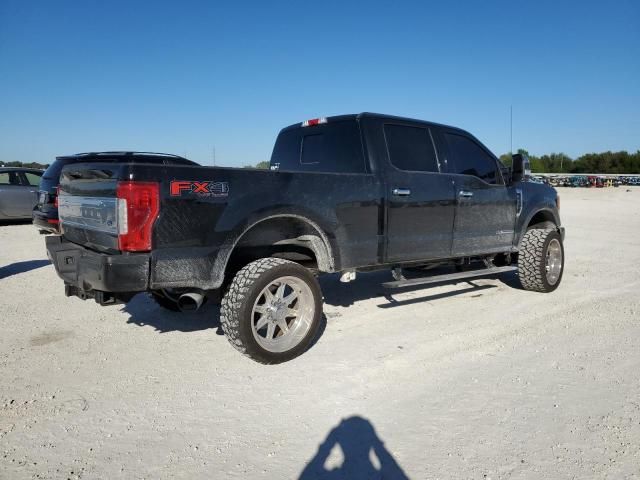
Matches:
[[54, 186, 60, 207], [116, 181, 160, 252]]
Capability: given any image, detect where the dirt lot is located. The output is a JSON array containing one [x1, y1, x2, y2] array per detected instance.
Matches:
[[1, 187, 639, 479]]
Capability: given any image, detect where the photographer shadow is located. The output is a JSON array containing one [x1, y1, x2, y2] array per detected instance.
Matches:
[[299, 416, 408, 480]]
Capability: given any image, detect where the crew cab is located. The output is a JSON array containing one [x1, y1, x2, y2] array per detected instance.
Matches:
[[46, 113, 565, 364]]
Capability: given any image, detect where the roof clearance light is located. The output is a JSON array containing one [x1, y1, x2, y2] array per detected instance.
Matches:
[[301, 117, 328, 127]]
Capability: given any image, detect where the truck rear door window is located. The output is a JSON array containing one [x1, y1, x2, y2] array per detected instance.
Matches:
[[445, 133, 501, 184], [300, 134, 324, 165], [384, 124, 439, 172], [270, 120, 366, 173]]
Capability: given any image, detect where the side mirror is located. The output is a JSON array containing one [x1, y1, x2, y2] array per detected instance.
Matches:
[[511, 153, 531, 183]]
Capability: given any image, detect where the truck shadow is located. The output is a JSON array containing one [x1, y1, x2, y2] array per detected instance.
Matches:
[[120, 268, 515, 334], [495, 270, 520, 289], [122, 293, 224, 334], [320, 270, 500, 308], [299, 415, 409, 480], [0, 219, 32, 227], [122, 293, 328, 350], [122, 294, 328, 348], [0, 259, 51, 280]]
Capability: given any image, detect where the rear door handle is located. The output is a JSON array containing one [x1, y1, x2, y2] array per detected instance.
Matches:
[[392, 188, 411, 196], [459, 190, 474, 198]]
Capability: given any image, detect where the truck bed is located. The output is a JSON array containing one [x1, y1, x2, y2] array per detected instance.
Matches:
[[56, 162, 382, 290]]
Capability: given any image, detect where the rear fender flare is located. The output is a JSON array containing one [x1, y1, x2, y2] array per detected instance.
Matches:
[[211, 214, 335, 289]]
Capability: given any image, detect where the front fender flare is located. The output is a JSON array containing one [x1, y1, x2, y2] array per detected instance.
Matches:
[[515, 206, 561, 248]]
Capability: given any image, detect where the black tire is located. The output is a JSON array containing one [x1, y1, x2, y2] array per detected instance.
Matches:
[[220, 258, 323, 364], [518, 228, 564, 292]]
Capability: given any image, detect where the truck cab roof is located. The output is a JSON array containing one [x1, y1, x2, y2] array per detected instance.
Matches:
[[279, 112, 468, 135]]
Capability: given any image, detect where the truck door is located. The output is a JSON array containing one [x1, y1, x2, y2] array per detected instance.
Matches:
[[441, 131, 516, 255], [382, 123, 456, 262]]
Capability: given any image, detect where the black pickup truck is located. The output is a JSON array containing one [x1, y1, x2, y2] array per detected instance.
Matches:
[[46, 113, 565, 364]]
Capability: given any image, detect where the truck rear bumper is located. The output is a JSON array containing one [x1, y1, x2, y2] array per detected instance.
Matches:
[[46, 236, 150, 303], [33, 211, 60, 234]]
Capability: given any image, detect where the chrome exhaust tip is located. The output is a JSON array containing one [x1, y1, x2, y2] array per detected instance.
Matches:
[[177, 291, 205, 312]]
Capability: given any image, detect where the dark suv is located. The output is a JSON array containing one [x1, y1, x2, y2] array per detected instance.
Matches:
[[33, 152, 198, 233]]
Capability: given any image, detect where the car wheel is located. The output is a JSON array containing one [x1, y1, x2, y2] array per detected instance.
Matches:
[[518, 228, 564, 292], [220, 258, 322, 364]]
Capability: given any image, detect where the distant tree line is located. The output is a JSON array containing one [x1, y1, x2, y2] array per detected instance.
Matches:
[[499, 149, 640, 174], [244, 161, 271, 169], [0, 161, 49, 169], [250, 150, 640, 173]]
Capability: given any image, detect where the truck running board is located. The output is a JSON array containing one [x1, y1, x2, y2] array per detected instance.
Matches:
[[382, 265, 517, 289]]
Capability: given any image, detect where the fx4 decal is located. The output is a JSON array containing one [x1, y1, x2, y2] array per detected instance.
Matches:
[[170, 180, 229, 197]]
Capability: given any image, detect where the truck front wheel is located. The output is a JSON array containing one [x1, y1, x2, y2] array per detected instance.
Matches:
[[220, 258, 323, 364], [517, 228, 564, 292]]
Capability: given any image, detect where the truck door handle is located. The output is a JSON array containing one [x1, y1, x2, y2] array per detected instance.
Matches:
[[392, 188, 411, 196], [458, 190, 474, 198]]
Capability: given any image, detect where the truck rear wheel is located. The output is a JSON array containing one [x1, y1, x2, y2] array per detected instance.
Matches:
[[518, 228, 564, 292], [220, 258, 323, 364]]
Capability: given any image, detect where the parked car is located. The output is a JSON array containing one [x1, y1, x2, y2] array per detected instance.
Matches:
[[0, 167, 43, 220], [32, 152, 199, 233], [46, 113, 565, 364]]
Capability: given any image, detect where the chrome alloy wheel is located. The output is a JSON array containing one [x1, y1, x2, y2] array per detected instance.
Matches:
[[545, 238, 563, 285], [251, 276, 315, 353]]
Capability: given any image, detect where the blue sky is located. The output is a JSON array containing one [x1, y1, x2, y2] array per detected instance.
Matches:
[[1, 0, 638, 166]]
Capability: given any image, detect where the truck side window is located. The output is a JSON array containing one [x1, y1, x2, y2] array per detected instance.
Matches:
[[270, 120, 366, 173], [445, 133, 501, 185], [300, 134, 324, 165], [384, 124, 439, 172]]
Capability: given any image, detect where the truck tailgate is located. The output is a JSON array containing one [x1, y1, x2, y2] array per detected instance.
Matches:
[[57, 163, 121, 252]]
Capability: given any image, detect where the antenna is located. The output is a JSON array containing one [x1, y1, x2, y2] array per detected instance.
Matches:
[[510, 105, 513, 154]]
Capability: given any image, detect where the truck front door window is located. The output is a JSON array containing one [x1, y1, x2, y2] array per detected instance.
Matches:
[[445, 133, 501, 184]]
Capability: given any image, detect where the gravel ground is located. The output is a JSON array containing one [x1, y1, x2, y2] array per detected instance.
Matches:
[[1, 187, 639, 479]]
